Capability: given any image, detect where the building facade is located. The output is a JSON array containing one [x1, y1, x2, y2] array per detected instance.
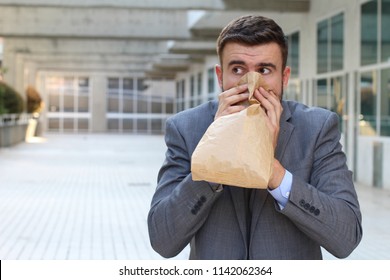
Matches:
[[173, 0, 390, 189], [0, 0, 389, 189]]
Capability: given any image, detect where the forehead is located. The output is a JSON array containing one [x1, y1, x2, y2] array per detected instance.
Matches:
[[221, 42, 283, 67]]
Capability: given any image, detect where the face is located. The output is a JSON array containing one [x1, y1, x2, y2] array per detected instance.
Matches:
[[215, 42, 290, 100]]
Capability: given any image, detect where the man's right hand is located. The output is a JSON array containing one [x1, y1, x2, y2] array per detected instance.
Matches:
[[214, 84, 249, 121]]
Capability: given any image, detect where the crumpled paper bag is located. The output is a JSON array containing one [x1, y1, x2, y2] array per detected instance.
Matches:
[[191, 72, 274, 189]]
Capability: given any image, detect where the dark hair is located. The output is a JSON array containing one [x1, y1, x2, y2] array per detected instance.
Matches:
[[217, 15, 288, 69]]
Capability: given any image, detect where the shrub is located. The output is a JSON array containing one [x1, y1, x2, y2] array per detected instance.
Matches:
[[0, 81, 24, 115], [26, 85, 43, 113]]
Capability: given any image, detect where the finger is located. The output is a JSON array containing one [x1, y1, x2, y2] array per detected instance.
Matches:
[[256, 88, 282, 115], [267, 90, 283, 117], [217, 84, 249, 113], [254, 89, 279, 125]]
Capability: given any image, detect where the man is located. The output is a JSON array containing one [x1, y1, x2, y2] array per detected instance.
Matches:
[[148, 15, 362, 259]]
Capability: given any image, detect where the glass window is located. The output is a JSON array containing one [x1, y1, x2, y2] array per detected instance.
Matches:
[[285, 80, 301, 102], [382, 0, 390, 62], [360, 71, 377, 135], [317, 19, 328, 74], [197, 72, 203, 106], [361, 0, 378, 65], [330, 76, 345, 131], [123, 78, 134, 96], [152, 99, 163, 114], [123, 119, 133, 132], [78, 119, 89, 131], [107, 119, 119, 130], [331, 13, 344, 71], [78, 77, 89, 95], [316, 79, 328, 109], [317, 13, 344, 73], [48, 93, 60, 112], [123, 97, 134, 113], [151, 119, 162, 133], [108, 78, 120, 96], [107, 97, 119, 112], [108, 78, 120, 89], [48, 118, 60, 130], [190, 75, 195, 107], [314, 76, 345, 132], [175, 81, 181, 112], [190, 75, 195, 98], [63, 95, 74, 112], [78, 96, 89, 112], [123, 78, 133, 90], [137, 119, 148, 132], [330, 76, 344, 115], [288, 32, 300, 77], [64, 77, 74, 92], [181, 80, 185, 99], [380, 68, 390, 136], [208, 68, 214, 94], [63, 118, 74, 131], [137, 97, 148, 113], [166, 98, 174, 114], [45, 75, 91, 133], [197, 72, 202, 96], [137, 78, 146, 91]]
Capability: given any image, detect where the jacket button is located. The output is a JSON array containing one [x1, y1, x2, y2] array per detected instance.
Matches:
[[309, 206, 315, 213], [191, 209, 197, 215], [304, 203, 310, 210], [314, 209, 320, 216], [200, 196, 206, 203], [299, 199, 305, 206]]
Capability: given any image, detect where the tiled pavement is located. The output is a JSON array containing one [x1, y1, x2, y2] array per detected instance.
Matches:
[[0, 134, 389, 260]]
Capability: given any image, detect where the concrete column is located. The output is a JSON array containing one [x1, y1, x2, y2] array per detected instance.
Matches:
[[90, 74, 107, 133]]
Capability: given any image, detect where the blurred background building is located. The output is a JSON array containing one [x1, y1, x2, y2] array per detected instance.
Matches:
[[0, 0, 389, 189]]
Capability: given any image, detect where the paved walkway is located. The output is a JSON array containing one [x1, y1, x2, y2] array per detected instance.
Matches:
[[0, 134, 389, 260]]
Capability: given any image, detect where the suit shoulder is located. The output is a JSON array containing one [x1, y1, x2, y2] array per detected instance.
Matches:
[[168, 100, 216, 126], [166, 100, 217, 135], [284, 100, 340, 133], [285, 100, 335, 121]]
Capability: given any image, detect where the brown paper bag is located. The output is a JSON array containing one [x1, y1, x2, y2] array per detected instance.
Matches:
[[191, 72, 274, 189]]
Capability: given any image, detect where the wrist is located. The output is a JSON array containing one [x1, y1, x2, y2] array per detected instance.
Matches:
[[268, 159, 286, 189]]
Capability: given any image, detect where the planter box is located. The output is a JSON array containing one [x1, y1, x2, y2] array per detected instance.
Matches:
[[0, 114, 30, 147]]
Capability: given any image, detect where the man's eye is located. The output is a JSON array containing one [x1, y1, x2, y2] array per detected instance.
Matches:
[[258, 68, 271, 75], [232, 67, 244, 74]]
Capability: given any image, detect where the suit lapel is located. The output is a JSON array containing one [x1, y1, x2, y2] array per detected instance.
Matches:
[[249, 189, 268, 240], [229, 187, 249, 245], [250, 102, 295, 242], [218, 101, 295, 252], [275, 102, 294, 162]]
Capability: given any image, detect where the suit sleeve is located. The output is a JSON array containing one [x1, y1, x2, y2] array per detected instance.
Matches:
[[147, 117, 223, 258], [281, 112, 363, 258]]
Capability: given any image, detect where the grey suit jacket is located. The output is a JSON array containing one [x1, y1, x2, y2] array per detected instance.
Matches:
[[148, 100, 362, 259]]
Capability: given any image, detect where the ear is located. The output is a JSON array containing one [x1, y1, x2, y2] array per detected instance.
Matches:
[[215, 64, 223, 89], [282, 66, 291, 87]]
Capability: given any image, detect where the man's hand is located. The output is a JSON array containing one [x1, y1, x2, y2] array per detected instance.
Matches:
[[253, 87, 285, 189], [215, 84, 249, 120], [253, 87, 283, 149], [268, 159, 286, 189]]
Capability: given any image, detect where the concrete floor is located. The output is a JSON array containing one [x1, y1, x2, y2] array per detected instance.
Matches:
[[0, 134, 389, 260]]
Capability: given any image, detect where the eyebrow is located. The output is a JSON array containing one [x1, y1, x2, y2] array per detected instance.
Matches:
[[227, 60, 277, 70]]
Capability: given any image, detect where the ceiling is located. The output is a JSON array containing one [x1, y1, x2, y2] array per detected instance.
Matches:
[[0, 0, 310, 79]]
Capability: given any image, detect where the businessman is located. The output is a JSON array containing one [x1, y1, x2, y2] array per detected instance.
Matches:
[[148, 15, 362, 259]]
